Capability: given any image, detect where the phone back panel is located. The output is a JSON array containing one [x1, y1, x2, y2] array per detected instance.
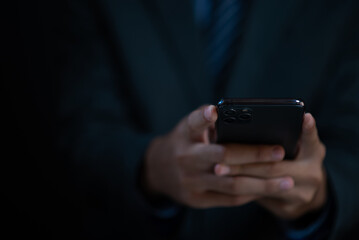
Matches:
[[216, 100, 305, 159]]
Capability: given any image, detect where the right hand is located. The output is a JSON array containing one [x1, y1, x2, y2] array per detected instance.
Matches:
[[143, 105, 290, 208]]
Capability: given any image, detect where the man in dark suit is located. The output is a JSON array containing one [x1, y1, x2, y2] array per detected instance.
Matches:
[[5, 0, 358, 239]]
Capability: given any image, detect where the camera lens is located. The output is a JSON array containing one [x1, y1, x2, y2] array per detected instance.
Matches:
[[238, 113, 252, 121], [223, 117, 236, 124], [223, 109, 236, 116]]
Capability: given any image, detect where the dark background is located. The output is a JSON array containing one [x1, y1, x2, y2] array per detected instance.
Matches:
[[3, 1, 83, 238]]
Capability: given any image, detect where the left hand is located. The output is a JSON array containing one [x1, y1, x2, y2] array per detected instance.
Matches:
[[214, 113, 327, 219]]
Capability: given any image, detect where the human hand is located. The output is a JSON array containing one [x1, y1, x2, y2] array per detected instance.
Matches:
[[143, 105, 290, 208], [215, 113, 327, 219]]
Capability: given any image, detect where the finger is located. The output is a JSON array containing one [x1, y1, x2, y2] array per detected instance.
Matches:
[[214, 161, 295, 178], [203, 175, 294, 197], [298, 113, 326, 159], [186, 105, 218, 141], [194, 192, 258, 208], [257, 185, 321, 219], [182, 144, 225, 171], [257, 197, 313, 220], [223, 144, 285, 165]]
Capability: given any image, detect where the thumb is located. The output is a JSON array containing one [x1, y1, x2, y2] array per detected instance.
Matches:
[[298, 113, 324, 159], [186, 105, 218, 142]]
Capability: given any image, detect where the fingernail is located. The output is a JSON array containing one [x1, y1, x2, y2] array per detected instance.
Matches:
[[279, 179, 294, 191], [272, 146, 284, 160], [204, 106, 213, 121], [215, 164, 230, 176]]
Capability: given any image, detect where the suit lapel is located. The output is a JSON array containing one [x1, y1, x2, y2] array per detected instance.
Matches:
[[224, 0, 309, 98], [143, 0, 211, 104]]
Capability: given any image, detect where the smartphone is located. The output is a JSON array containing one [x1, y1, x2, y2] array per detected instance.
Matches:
[[216, 98, 305, 159]]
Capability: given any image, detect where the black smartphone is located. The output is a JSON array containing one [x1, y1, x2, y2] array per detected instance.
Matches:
[[216, 98, 305, 159]]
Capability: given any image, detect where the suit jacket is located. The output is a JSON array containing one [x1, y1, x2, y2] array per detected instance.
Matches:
[[5, 0, 358, 239]]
